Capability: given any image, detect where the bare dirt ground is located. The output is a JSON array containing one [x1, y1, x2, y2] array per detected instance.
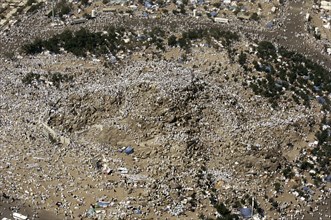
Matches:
[[0, 43, 330, 219], [0, 200, 62, 220], [263, 0, 331, 67], [0, 1, 330, 220]]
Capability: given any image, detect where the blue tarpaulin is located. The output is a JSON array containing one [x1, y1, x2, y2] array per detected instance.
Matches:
[[303, 186, 309, 192], [144, 1, 152, 8], [240, 208, 252, 218], [266, 21, 273, 29], [210, 11, 218, 17], [302, 186, 313, 194], [317, 96, 326, 104], [133, 208, 142, 214], [265, 65, 272, 73], [97, 201, 110, 208], [313, 86, 320, 92], [124, 146, 134, 155]]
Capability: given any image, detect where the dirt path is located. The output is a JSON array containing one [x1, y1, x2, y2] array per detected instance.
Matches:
[[263, 0, 331, 68]]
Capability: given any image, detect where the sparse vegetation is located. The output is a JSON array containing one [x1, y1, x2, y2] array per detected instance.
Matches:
[[26, 0, 36, 6], [22, 72, 40, 85], [27, 1, 43, 13], [22, 38, 43, 54], [22, 71, 72, 88], [238, 51, 247, 66], [49, 72, 73, 88], [213, 202, 239, 220], [257, 41, 276, 60], [246, 41, 331, 110], [168, 35, 177, 47], [274, 182, 282, 193], [282, 166, 295, 179], [250, 12, 259, 21], [22, 26, 240, 58], [313, 117, 331, 173]]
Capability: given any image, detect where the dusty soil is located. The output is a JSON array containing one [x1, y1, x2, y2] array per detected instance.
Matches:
[[0, 1, 330, 219]]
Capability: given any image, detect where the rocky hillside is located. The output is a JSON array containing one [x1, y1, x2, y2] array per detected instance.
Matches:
[[0, 11, 331, 220]]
